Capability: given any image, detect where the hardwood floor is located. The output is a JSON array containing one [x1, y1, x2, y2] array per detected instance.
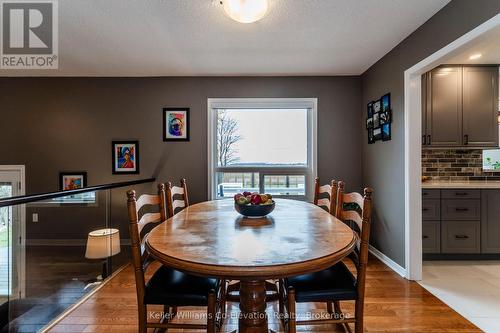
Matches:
[[47, 255, 480, 332], [1, 246, 131, 333]]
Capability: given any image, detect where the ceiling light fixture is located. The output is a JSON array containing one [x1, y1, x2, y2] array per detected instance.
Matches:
[[222, 0, 269, 24], [469, 53, 482, 60]]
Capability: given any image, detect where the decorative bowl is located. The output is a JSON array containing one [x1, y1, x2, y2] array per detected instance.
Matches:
[[234, 201, 275, 218]]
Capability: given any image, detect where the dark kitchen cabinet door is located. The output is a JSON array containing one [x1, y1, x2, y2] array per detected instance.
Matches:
[[481, 190, 500, 253], [426, 67, 463, 147], [421, 72, 428, 145], [462, 66, 499, 147], [441, 220, 480, 254]]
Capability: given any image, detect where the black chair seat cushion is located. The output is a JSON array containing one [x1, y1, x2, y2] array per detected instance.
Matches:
[[145, 266, 217, 306], [285, 262, 357, 302]]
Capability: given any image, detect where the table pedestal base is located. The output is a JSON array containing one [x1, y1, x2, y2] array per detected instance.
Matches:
[[238, 280, 268, 333]]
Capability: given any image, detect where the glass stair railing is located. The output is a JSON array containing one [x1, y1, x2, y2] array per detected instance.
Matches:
[[0, 178, 155, 333]]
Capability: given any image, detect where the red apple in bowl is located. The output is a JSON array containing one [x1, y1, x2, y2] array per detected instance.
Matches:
[[251, 194, 262, 205]]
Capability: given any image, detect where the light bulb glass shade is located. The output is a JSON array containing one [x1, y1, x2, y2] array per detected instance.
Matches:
[[85, 228, 121, 259], [223, 0, 268, 23]]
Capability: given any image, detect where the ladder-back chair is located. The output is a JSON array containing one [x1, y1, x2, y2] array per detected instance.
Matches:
[[127, 184, 222, 333], [166, 178, 189, 217], [281, 182, 373, 333]]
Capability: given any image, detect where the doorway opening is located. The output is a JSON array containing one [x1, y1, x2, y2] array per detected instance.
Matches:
[[405, 13, 500, 333], [0, 165, 26, 303]]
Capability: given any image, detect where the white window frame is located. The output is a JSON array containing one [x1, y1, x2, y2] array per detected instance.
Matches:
[[207, 98, 318, 201]]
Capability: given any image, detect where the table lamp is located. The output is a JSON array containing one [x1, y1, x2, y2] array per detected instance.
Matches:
[[85, 228, 121, 280]]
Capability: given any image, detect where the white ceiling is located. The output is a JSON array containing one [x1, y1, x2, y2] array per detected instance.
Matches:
[[445, 23, 500, 65], [1, 0, 451, 77]]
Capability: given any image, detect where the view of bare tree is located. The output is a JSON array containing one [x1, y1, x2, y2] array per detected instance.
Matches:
[[217, 110, 242, 166]]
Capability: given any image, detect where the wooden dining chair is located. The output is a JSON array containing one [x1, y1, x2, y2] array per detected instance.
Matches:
[[166, 178, 189, 217], [127, 184, 223, 333], [313, 177, 338, 214], [280, 182, 373, 333]]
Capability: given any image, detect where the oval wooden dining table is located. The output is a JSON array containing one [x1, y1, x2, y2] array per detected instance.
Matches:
[[145, 198, 357, 333]]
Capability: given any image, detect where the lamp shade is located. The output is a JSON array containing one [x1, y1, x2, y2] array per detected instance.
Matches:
[[85, 228, 121, 259]]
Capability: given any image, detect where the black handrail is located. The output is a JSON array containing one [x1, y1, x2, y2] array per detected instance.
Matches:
[[0, 177, 155, 207]]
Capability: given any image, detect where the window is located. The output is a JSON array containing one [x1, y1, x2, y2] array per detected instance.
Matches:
[[208, 98, 317, 201]]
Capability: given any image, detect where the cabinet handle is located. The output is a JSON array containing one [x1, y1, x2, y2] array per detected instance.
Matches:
[[464, 134, 469, 145], [422, 208, 429, 211], [455, 207, 469, 212], [427, 135, 431, 145], [455, 192, 468, 196], [455, 235, 469, 239], [422, 135, 427, 145], [422, 235, 429, 239]]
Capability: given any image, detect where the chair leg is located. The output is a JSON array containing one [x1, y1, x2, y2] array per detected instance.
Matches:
[[334, 300, 342, 315], [278, 280, 284, 323], [138, 303, 147, 333], [208, 289, 216, 333], [354, 299, 363, 333], [327, 302, 333, 314], [287, 287, 296, 333], [220, 279, 227, 320]]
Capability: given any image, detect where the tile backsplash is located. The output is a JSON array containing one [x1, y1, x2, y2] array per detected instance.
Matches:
[[422, 149, 500, 181]]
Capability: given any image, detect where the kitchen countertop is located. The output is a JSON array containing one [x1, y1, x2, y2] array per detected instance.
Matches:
[[422, 181, 500, 189]]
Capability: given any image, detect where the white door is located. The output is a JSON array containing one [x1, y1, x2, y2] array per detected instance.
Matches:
[[0, 166, 25, 300]]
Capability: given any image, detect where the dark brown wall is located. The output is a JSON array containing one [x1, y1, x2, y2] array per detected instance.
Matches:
[[361, 0, 500, 266], [0, 76, 362, 240]]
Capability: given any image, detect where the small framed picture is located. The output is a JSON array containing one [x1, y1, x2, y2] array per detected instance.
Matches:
[[368, 129, 375, 144], [381, 93, 391, 112], [163, 108, 190, 141], [373, 112, 380, 128], [373, 100, 382, 113], [380, 110, 391, 125], [382, 123, 391, 141], [367, 102, 374, 118], [60, 172, 87, 190], [373, 127, 382, 141], [366, 117, 373, 129], [112, 141, 139, 174]]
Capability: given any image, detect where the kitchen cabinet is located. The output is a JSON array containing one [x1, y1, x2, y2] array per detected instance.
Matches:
[[462, 66, 499, 147], [441, 220, 480, 253], [422, 188, 500, 255], [422, 189, 441, 253], [422, 65, 499, 148], [480, 190, 500, 253]]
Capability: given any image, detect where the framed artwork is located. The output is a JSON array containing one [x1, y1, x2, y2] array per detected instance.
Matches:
[[373, 99, 381, 113], [366, 92, 392, 145], [368, 129, 375, 144], [112, 141, 139, 174], [381, 93, 391, 112], [163, 108, 190, 141], [60, 172, 87, 190], [367, 102, 374, 118], [380, 110, 391, 125], [366, 117, 373, 129], [373, 112, 380, 128], [382, 123, 391, 141]]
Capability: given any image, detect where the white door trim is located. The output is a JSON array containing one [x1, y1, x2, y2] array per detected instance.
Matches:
[[404, 14, 500, 280], [0, 165, 26, 297]]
